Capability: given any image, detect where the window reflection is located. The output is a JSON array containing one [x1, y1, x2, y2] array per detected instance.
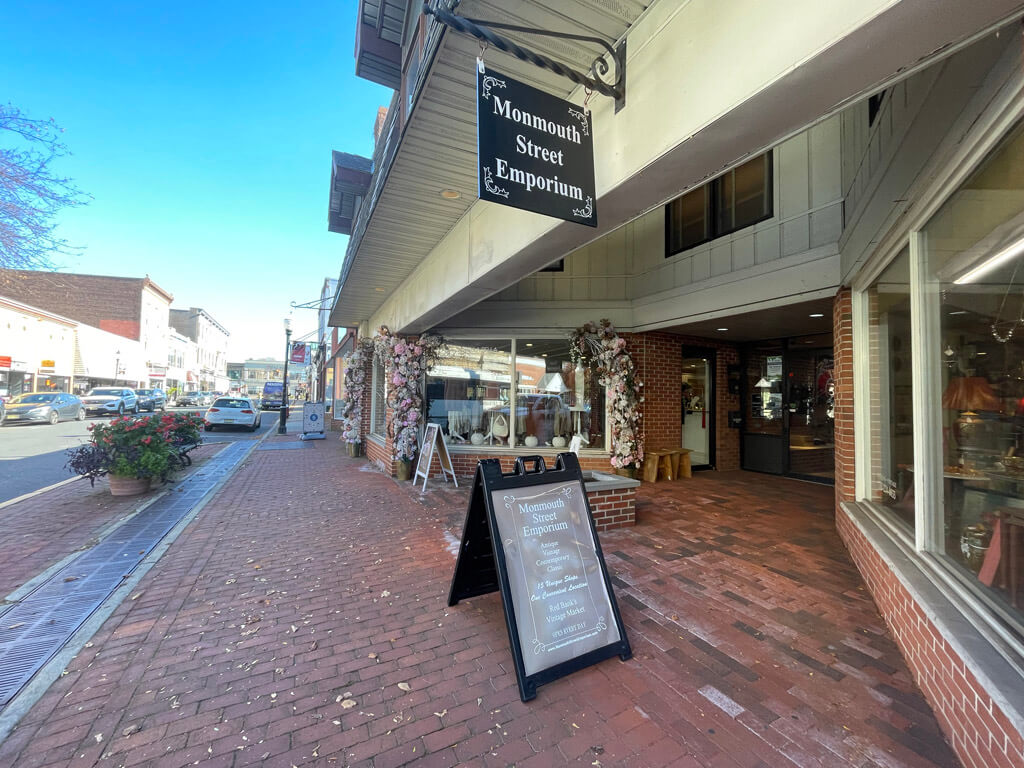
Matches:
[[923, 119, 1024, 624], [425, 341, 511, 445], [867, 248, 915, 529], [514, 340, 605, 450], [425, 339, 605, 450]]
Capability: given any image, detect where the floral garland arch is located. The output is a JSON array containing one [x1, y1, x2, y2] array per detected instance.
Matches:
[[339, 338, 373, 443], [373, 326, 444, 462], [569, 319, 644, 470]]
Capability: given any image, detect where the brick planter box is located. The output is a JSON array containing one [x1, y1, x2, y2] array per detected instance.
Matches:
[[582, 470, 640, 531]]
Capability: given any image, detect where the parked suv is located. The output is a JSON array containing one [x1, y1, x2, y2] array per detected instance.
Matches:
[[81, 387, 138, 417], [135, 388, 167, 412]]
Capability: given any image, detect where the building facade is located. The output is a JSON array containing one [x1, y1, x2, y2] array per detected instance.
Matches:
[[0, 270, 174, 387], [330, 2, 1024, 765], [168, 308, 230, 392]]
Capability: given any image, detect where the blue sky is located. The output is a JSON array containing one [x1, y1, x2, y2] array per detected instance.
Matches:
[[1, 0, 390, 359]]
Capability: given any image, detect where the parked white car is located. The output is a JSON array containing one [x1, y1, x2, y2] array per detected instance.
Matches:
[[204, 396, 261, 432]]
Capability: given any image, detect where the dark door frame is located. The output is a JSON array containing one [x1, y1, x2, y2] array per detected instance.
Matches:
[[681, 346, 716, 471]]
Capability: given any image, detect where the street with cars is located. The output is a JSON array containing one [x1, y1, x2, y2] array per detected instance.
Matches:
[[0, 392, 285, 504]]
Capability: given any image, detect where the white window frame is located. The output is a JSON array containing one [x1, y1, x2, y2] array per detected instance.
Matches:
[[852, 82, 1024, 658]]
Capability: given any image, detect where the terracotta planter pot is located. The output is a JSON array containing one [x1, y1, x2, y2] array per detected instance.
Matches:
[[108, 474, 152, 496], [396, 459, 413, 482], [346, 441, 362, 458]]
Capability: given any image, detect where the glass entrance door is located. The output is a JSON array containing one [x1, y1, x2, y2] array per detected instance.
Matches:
[[681, 351, 714, 469], [785, 337, 834, 483], [741, 342, 786, 473]]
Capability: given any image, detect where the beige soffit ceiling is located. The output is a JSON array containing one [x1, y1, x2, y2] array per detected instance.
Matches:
[[331, 0, 648, 327]]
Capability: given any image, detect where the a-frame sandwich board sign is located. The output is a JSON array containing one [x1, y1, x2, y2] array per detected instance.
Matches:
[[448, 453, 632, 702]]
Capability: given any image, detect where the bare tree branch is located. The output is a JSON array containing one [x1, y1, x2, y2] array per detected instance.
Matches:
[[0, 103, 91, 271]]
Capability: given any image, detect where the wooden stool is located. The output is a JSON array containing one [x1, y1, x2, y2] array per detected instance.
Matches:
[[643, 451, 664, 482], [658, 452, 675, 481], [647, 447, 693, 480], [678, 448, 692, 478]]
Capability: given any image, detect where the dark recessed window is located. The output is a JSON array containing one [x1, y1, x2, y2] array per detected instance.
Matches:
[[665, 151, 773, 257], [868, 90, 887, 127]]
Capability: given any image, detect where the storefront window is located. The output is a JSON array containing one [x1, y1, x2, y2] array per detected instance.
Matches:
[[425, 341, 511, 445], [425, 339, 606, 451], [514, 340, 605, 450], [921, 119, 1024, 625], [867, 248, 915, 528]]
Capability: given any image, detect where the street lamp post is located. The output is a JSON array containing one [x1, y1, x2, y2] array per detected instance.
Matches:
[[114, 349, 121, 385], [278, 318, 292, 434]]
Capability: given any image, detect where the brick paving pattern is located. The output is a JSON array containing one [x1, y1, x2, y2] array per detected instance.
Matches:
[[0, 443, 224, 598], [0, 439, 959, 767]]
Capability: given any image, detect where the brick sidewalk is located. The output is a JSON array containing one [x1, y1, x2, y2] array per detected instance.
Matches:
[[0, 438, 959, 767], [0, 443, 225, 598]]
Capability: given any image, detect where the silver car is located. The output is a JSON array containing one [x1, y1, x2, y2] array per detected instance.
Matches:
[[82, 387, 139, 417], [2, 392, 85, 426]]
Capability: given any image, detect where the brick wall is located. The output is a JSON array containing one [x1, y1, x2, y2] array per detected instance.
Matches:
[[588, 488, 637, 531], [836, 509, 1024, 768], [834, 289, 855, 500], [0, 271, 144, 341], [627, 331, 741, 471]]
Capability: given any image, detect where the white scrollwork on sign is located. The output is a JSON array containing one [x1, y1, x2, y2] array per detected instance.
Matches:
[[480, 75, 506, 100], [567, 108, 590, 137], [572, 196, 593, 219], [484, 167, 509, 199], [560, 486, 574, 500]]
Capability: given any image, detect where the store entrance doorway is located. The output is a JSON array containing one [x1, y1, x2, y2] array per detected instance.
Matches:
[[681, 350, 715, 469], [740, 335, 834, 483]]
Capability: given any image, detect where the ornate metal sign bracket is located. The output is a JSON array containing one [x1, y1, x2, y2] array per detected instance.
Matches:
[[423, 2, 626, 112]]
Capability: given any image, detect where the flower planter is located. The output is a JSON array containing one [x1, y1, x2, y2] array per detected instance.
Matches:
[[396, 459, 413, 482], [346, 441, 362, 458], [108, 474, 152, 496], [614, 466, 638, 479]]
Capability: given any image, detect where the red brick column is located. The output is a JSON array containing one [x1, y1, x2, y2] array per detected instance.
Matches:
[[833, 288, 855, 501]]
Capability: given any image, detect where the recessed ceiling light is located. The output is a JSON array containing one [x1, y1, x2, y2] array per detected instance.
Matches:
[[716, 328, 728, 332], [526, 343, 533, 347], [374, 287, 385, 292], [541, 353, 547, 357], [809, 313, 824, 318], [977, 351, 988, 356], [440, 188, 461, 199], [948, 310, 968, 315]]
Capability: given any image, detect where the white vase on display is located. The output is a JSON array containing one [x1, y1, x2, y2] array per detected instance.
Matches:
[[470, 432, 485, 446], [524, 435, 539, 448], [552, 436, 567, 448]]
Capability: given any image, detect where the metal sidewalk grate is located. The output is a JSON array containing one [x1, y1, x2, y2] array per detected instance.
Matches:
[[257, 442, 311, 451], [0, 441, 251, 709]]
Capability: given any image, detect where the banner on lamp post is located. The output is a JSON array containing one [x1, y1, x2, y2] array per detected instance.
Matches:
[[290, 343, 308, 364], [477, 64, 596, 227]]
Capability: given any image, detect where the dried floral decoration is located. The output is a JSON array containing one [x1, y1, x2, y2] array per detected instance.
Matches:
[[373, 326, 444, 462], [569, 319, 644, 469]]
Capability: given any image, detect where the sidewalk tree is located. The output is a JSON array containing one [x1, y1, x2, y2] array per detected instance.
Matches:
[[0, 103, 90, 271]]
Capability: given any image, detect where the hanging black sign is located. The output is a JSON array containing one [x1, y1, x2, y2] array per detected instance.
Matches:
[[449, 454, 631, 701], [477, 64, 597, 227]]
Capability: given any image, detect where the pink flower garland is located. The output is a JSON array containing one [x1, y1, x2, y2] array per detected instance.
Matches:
[[373, 326, 443, 462], [569, 319, 644, 469]]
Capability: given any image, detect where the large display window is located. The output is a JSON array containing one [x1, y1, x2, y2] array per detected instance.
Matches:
[[425, 338, 606, 451], [863, 120, 1024, 634]]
